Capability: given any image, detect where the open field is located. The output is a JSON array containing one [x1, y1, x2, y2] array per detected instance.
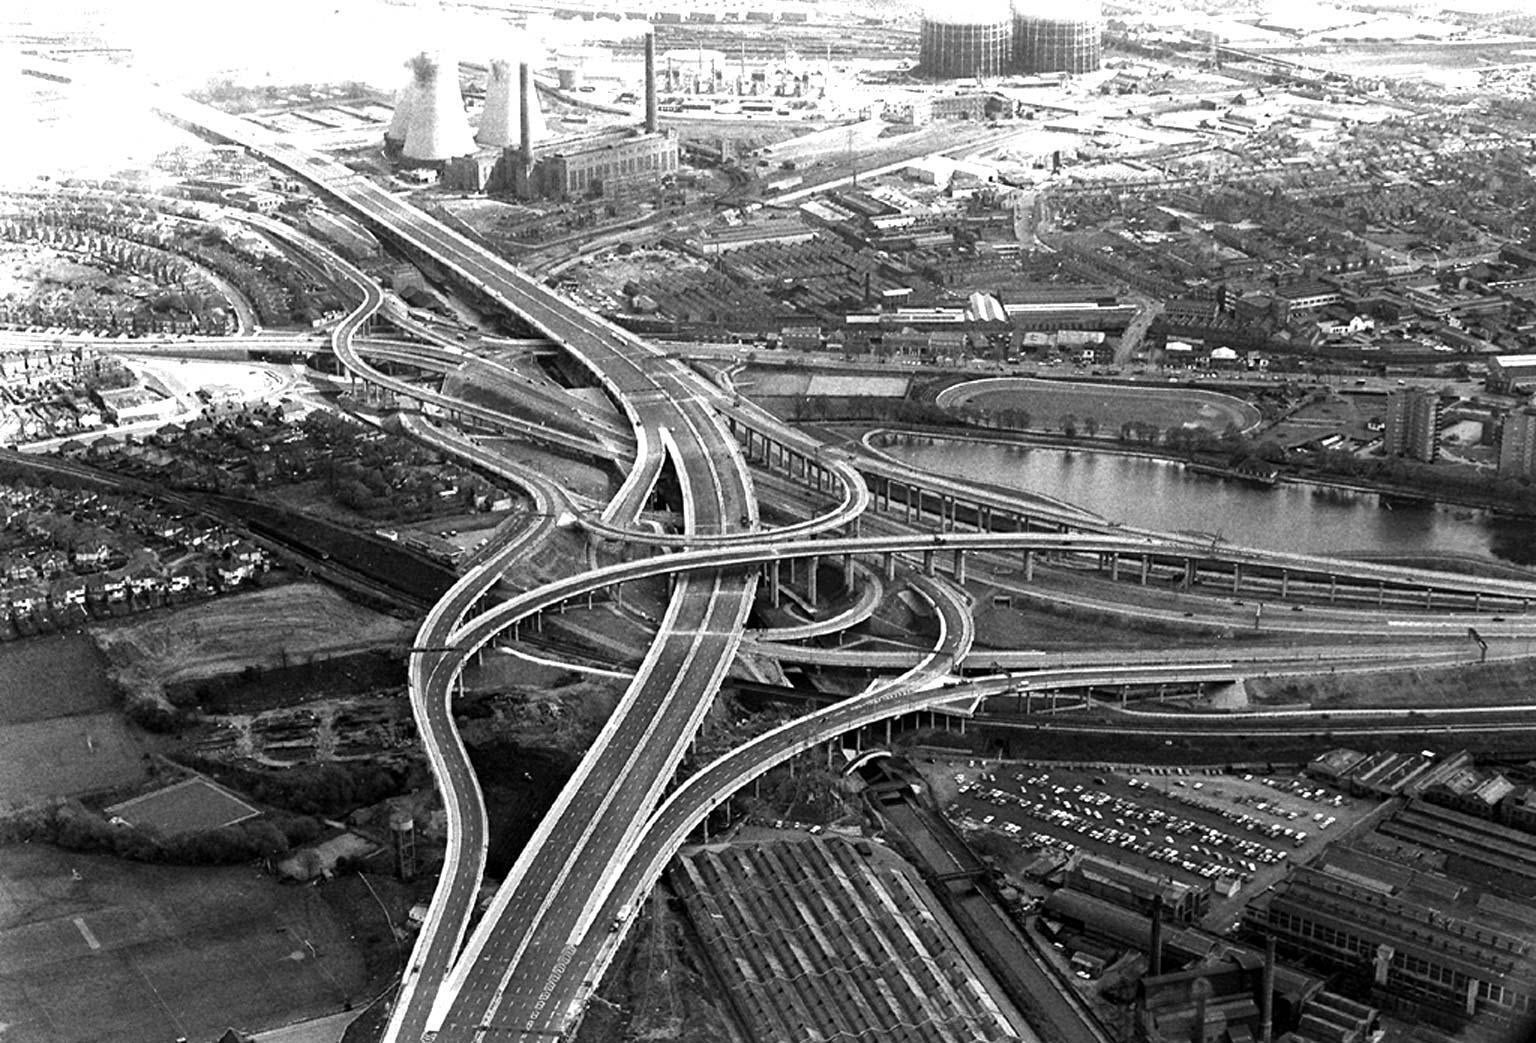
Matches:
[[95, 583, 413, 693], [0, 845, 367, 1043], [0, 713, 154, 807], [1247, 656, 1536, 709], [0, 633, 114, 726], [940, 377, 1261, 435], [106, 778, 260, 835]]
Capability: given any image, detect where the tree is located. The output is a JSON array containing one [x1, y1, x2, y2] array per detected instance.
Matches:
[[1060, 413, 1079, 438]]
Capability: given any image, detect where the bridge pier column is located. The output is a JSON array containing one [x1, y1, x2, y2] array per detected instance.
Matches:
[[1183, 559, 1196, 588], [1110, 552, 1120, 582], [1023, 549, 1034, 582], [769, 560, 781, 607], [1232, 563, 1242, 594], [1377, 581, 1385, 607], [885, 719, 892, 744], [884, 552, 896, 582], [1020, 512, 1031, 532], [847, 514, 861, 538], [940, 495, 952, 532], [533, 612, 543, 634], [807, 557, 819, 603], [1140, 554, 1150, 585], [954, 549, 968, 585], [1329, 575, 1337, 604], [842, 553, 853, 584], [904, 486, 915, 524], [923, 550, 936, 577], [980, 505, 992, 531], [1474, 592, 1481, 611], [1425, 588, 1433, 609], [1280, 569, 1289, 598]]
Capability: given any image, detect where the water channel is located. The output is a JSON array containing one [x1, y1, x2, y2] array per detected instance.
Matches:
[[879, 437, 1536, 568]]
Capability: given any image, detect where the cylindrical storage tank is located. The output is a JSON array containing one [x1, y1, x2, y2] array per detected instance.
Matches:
[[1012, 0, 1102, 75], [918, 0, 1013, 80]]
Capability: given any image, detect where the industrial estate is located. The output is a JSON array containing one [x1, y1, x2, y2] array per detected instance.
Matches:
[[7, 2, 1536, 1043]]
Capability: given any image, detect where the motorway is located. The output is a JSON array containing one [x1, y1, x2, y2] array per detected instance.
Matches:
[[29, 54, 1532, 1043]]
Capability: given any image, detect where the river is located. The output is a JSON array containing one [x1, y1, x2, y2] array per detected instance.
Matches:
[[880, 438, 1536, 568]]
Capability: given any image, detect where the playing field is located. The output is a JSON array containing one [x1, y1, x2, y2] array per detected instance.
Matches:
[[938, 377, 1261, 435], [106, 778, 260, 836], [0, 712, 150, 806], [0, 846, 367, 1043]]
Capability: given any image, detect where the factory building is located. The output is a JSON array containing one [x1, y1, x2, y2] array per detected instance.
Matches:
[[918, 0, 1015, 80], [512, 128, 679, 201], [1012, 0, 1102, 75], [1246, 808, 1536, 1031]]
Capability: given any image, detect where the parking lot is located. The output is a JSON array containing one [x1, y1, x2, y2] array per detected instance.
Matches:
[[936, 759, 1380, 931]]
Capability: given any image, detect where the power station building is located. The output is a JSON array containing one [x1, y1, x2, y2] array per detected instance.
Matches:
[[918, 0, 1101, 79], [427, 34, 678, 202]]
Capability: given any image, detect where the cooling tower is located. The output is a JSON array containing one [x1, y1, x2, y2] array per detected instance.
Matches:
[[384, 65, 419, 151], [477, 58, 516, 147], [1012, 0, 1102, 75], [918, 0, 1013, 80], [403, 52, 475, 163]]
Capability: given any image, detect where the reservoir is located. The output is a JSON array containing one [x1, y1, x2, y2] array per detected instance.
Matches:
[[880, 438, 1536, 568]]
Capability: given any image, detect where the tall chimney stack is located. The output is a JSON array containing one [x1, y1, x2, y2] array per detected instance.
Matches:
[[644, 32, 659, 134], [519, 61, 535, 173], [1149, 894, 1164, 977], [1261, 936, 1276, 1043]]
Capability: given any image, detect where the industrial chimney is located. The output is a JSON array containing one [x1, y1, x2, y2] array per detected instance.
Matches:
[[644, 32, 658, 134], [384, 62, 420, 154], [1261, 936, 1276, 1043], [403, 52, 474, 163], [519, 61, 535, 176], [477, 58, 516, 147], [517, 59, 546, 149]]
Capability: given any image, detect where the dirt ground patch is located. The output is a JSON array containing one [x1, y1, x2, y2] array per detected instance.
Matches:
[[95, 583, 413, 695], [0, 845, 369, 1043], [0, 712, 158, 807]]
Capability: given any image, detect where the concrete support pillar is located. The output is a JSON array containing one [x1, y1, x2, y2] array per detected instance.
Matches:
[[923, 549, 936, 577], [1023, 549, 1034, 582], [1183, 559, 1197, 588], [807, 557, 819, 603], [1377, 581, 1385, 607], [533, 612, 543, 634], [1110, 552, 1120, 582], [1232, 563, 1242, 594], [1328, 575, 1337, 604], [848, 514, 861, 538], [884, 552, 896, 582], [769, 560, 781, 607], [1141, 554, 1150, 585], [1280, 569, 1289, 598], [954, 549, 967, 585], [903, 486, 914, 524], [842, 553, 853, 583], [1425, 588, 1433, 609]]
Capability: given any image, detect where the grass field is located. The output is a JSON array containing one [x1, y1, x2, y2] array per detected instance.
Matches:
[[939, 377, 1261, 435], [0, 713, 154, 807], [106, 778, 260, 836], [0, 633, 114, 727], [0, 845, 368, 1043]]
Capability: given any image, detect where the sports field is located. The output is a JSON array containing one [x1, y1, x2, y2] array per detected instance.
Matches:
[[0, 846, 367, 1043], [0, 712, 150, 806], [938, 377, 1261, 435], [106, 777, 260, 835]]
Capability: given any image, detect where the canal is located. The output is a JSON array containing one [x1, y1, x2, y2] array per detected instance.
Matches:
[[880, 438, 1536, 568]]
